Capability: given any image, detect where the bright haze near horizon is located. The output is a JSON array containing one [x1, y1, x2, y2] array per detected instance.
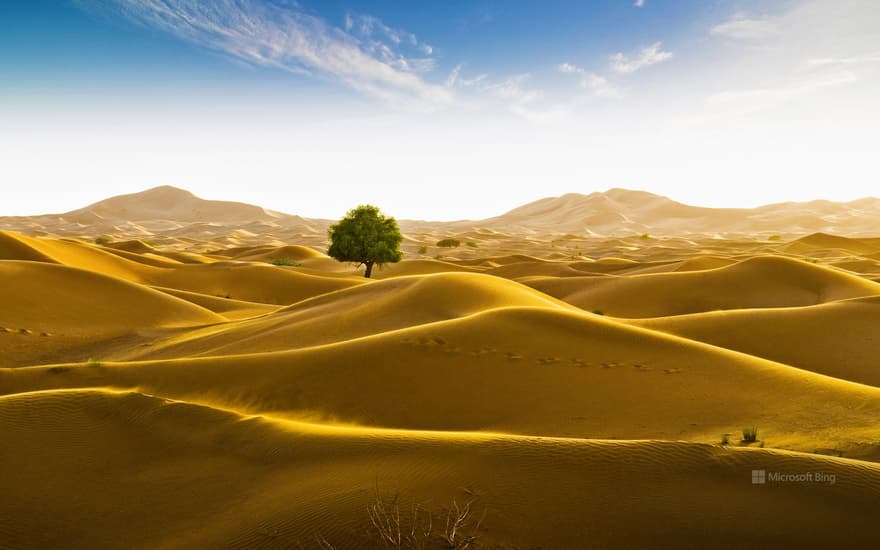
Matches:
[[1, 0, 878, 221]]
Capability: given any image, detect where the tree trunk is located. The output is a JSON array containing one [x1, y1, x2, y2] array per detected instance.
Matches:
[[364, 262, 374, 278]]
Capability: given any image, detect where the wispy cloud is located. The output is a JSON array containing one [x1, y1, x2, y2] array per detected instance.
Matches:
[[634, 0, 645, 7], [77, 0, 451, 105], [710, 15, 778, 40], [557, 63, 620, 97], [345, 12, 435, 58], [706, 70, 857, 115], [805, 52, 880, 68], [702, 2, 880, 119], [445, 65, 556, 120], [449, 69, 542, 106], [445, 64, 490, 90], [487, 74, 543, 106], [609, 42, 673, 73]]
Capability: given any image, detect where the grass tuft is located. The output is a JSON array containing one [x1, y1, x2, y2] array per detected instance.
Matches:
[[270, 258, 302, 267]]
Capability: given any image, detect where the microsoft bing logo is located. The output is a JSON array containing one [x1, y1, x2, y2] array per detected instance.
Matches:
[[752, 470, 766, 484]]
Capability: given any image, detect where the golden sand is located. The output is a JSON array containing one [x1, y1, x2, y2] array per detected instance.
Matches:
[[3, 188, 880, 547]]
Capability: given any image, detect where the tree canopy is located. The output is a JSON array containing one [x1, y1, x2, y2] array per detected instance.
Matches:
[[327, 205, 403, 278]]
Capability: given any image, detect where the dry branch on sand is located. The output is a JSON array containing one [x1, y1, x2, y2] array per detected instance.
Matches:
[[366, 488, 484, 550]]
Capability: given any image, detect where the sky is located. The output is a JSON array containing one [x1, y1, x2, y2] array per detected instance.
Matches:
[[1, 0, 879, 220]]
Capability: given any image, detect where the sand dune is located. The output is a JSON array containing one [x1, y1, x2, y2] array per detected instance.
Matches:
[[67, 185, 289, 223], [228, 244, 327, 262], [785, 232, 880, 255], [151, 286, 280, 320], [631, 296, 880, 387], [6, 186, 880, 244], [113, 273, 576, 359], [0, 261, 223, 368], [3, 187, 880, 546], [7, 305, 880, 461], [145, 262, 364, 305], [2, 388, 879, 549], [0, 231, 363, 306], [0, 230, 156, 281], [369, 258, 482, 278], [464, 188, 880, 236], [525, 255, 880, 317]]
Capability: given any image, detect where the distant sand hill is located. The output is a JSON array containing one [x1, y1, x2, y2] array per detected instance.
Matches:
[[2, 186, 880, 247], [66, 185, 287, 223], [2, 187, 880, 547]]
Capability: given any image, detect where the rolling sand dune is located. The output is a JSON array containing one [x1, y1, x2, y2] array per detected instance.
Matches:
[[525, 256, 880, 317], [0, 230, 157, 281], [6, 306, 880, 462], [145, 263, 364, 305], [785, 232, 880, 255], [369, 258, 482, 278], [631, 296, 880, 387], [228, 244, 328, 262], [0, 261, 223, 368], [3, 187, 880, 546], [150, 286, 280, 320], [2, 388, 879, 549], [112, 273, 576, 359]]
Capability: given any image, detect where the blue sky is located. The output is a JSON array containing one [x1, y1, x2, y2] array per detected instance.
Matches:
[[1, 1, 878, 219], [3, 0, 728, 102]]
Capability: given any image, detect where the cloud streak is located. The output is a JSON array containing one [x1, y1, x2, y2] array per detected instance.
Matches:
[[710, 15, 779, 40], [557, 63, 619, 97], [609, 42, 673, 73], [78, 0, 452, 104]]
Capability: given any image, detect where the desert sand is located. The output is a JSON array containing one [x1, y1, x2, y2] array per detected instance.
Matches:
[[2, 187, 880, 548]]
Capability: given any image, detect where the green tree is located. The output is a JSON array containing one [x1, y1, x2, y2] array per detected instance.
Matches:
[[327, 205, 403, 278]]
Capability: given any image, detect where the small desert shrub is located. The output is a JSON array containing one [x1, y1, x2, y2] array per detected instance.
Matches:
[[465, 241, 478, 248], [640, 233, 651, 240], [721, 433, 731, 445], [434, 254, 444, 260], [441, 499, 484, 549], [417, 245, 428, 255], [48, 366, 71, 375], [270, 258, 302, 267], [592, 309, 605, 316], [768, 235, 781, 241], [367, 493, 432, 549], [367, 490, 484, 550], [94, 236, 112, 246], [436, 239, 461, 248], [742, 426, 759, 443], [86, 358, 103, 368]]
